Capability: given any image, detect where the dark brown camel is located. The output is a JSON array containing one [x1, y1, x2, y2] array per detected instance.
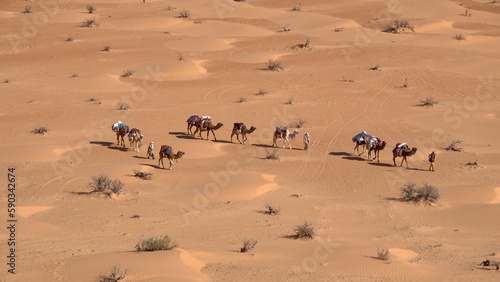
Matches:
[[231, 124, 256, 144], [158, 145, 185, 170], [193, 121, 224, 141], [368, 140, 387, 162], [392, 144, 418, 168], [115, 126, 129, 147]]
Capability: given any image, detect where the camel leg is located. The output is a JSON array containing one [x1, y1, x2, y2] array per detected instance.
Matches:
[[242, 134, 247, 144], [376, 151, 380, 162], [169, 159, 173, 170], [393, 155, 397, 166], [272, 137, 277, 147], [235, 134, 241, 144], [230, 133, 234, 143], [187, 124, 190, 135], [158, 157, 163, 169], [212, 130, 217, 141]]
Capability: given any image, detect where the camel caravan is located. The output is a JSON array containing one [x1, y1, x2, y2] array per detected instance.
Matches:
[[108, 119, 433, 171]]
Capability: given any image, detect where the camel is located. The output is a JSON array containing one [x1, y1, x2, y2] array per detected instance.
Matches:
[[128, 128, 144, 152], [186, 115, 200, 135], [158, 145, 185, 170], [112, 122, 130, 147], [367, 140, 387, 162], [192, 120, 224, 141], [392, 144, 418, 168], [272, 127, 300, 149], [230, 123, 256, 144], [352, 131, 368, 155]]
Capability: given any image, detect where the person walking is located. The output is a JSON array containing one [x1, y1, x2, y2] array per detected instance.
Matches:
[[303, 133, 310, 151], [147, 142, 155, 159], [428, 151, 436, 171]]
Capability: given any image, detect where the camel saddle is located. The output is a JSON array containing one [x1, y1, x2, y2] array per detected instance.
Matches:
[[162, 146, 172, 155], [187, 115, 200, 124], [352, 131, 367, 142], [233, 123, 244, 130], [275, 126, 287, 133], [395, 143, 409, 151], [119, 123, 130, 133]]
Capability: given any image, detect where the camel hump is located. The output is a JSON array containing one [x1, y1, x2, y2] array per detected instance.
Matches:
[[187, 115, 200, 123], [160, 145, 172, 155]]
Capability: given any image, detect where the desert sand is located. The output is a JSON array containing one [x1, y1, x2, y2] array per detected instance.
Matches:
[[1, 0, 500, 281]]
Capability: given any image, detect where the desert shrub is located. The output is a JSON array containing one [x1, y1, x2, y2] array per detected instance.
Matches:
[[290, 3, 302, 11], [460, 8, 472, 17], [454, 33, 466, 41], [376, 248, 390, 261], [443, 139, 463, 152], [71, 73, 79, 78], [116, 103, 130, 110], [264, 59, 284, 71], [402, 78, 408, 88], [98, 265, 126, 282], [133, 170, 152, 180], [33, 127, 49, 134], [87, 96, 102, 104], [401, 182, 440, 203], [82, 18, 97, 28], [285, 97, 294, 105], [341, 74, 354, 82], [102, 45, 111, 52], [24, 6, 32, 13], [280, 24, 292, 32], [294, 221, 315, 239], [237, 96, 247, 103], [4, 79, 10, 83], [90, 174, 124, 196], [193, 18, 203, 24], [66, 37, 74, 42], [290, 119, 307, 128], [121, 69, 135, 78], [131, 214, 142, 219], [419, 97, 438, 106], [382, 20, 414, 33], [135, 235, 177, 251], [240, 239, 257, 253], [179, 10, 190, 18], [370, 63, 380, 70], [333, 26, 344, 32], [265, 204, 280, 215], [292, 38, 310, 49], [256, 88, 269, 95], [87, 5, 96, 14], [265, 149, 281, 160], [166, 6, 176, 10]]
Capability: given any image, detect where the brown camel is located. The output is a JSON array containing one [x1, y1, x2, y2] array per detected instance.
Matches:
[[128, 128, 144, 152], [368, 140, 387, 162], [231, 123, 256, 144], [186, 115, 200, 135], [272, 128, 300, 149], [158, 145, 185, 170], [193, 121, 224, 141], [115, 126, 130, 147], [392, 144, 418, 168]]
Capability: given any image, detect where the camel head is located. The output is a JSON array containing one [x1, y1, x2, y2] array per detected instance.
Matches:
[[175, 151, 186, 159], [214, 123, 224, 130], [293, 130, 300, 135], [247, 126, 257, 133], [379, 141, 387, 149], [410, 147, 418, 155]]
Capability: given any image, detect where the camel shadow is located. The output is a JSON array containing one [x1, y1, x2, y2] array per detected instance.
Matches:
[[139, 163, 160, 169], [367, 162, 394, 167], [173, 134, 195, 140], [384, 197, 404, 202], [342, 156, 365, 161], [107, 146, 129, 152], [406, 167, 428, 171], [132, 156, 148, 159], [213, 140, 231, 143], [252, 144, 276, 148], [329, 152, 351, 156], [71, 191, 93, 195], [89, 141, 114, 146], [169, 132, 187, 136]]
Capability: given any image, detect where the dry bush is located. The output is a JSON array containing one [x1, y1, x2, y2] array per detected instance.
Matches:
[[280, 24, 292, 32], [102, 45, 111, 52], [4, 79, 10, 83], [166, 6, 176, 10], [376, 248, 390, 261], [237, 96, 247, 103], [116, 103, 130, 110], [419, 97, 438, 106], [285, 97, 294, 105], [240, 239, 257, 253], [382, 20, 414, 33], [98, 265, 126, 282], [66, 37, 74, 42], [290, 3, 302, 11], [179, 10, 190, 18], [480, 259, 500, 270], [33, 127, 49, 134], [135, 235, 177, 251], [87, 97, 102, 104], [131, 214, 142, 219], [402, 78, 408, 88], [460, 8, 472, 17], [443, 139, 463, 152], [265, 204, 280, 215], [265, 149, 281, 160], [333, 26, 344, 32], [87, 5, 96, 14], [133, 170, 152, 180], [369, 63, 380, 70], [24, 6, 32, 13], [454, 33, 466, 41], [292, 38, 310, 49], [290, 119, 307, 128], [121, 69, 135, 78], [90, 174, 124, 196], [256, 88, 269, 95], [294, 221, 315, 239], [401, 182, 440, 204], [82, 18, 97, 28], [264, 59, 284, 71], [193, 18, 203, 24], [71, 73, 79, 78], [342, 74, 354, 82]]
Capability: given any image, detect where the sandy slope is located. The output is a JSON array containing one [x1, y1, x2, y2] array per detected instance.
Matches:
[[1, 0, 500, 281]]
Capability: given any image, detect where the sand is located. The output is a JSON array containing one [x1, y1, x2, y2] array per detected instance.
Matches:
[[1, 0, 500, 281]]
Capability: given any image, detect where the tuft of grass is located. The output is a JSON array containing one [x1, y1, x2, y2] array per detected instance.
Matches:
[[280, 24, 292, 32], [135, 235, 177, 251], [240, 239, 257, 253], [341, 74, 354, 82], [179, 10, 190, 18], [82, 18, 98, 28], [290, 119, 307, 128], [237, 96, 247, 103], [290, 3, 302, 11], [294, 221, 315, 239], [292, 38, 310, 49], [98, 265, 126, 282], [453, 33, 466, 41], [376, 248, 390, 261], [460, 8, 472, 17], [33, 127, 49, 134], [87, 96, 102, 104], [24, 6, 32, 13], [443, 139, 463, 152], [369, 63, 380, 70], [133, 170, 152, 180], [66, 37, 74, 42], [256, 88, 269, 95], [102, 45, 111, 52], [166, 6, 176, 10], [264, 59, 284, 71], [131, 214, 142, 219], [285, 97, 294, 105], [121, 69, 135, 78], [401, 182, 440, 204], [71, 73, 79, 78], [89, 174, 124, 196], [193, 18, 203, 24], [419, 97, 437, 106], [87, 5, 96, 14], [177, 53, 184, 61], [265, 204, 280, 215], [382, 19, 414, 33], [4, 79, 10, 83], [333, 26, 344, 32], [265, 149, 281, 160], [402, 78, 408, 88], [116, 102, 130, 110]]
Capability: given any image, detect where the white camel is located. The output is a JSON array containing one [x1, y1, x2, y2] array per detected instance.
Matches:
[[128, 128, 144, 152], [272, 128, 300, 149]]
